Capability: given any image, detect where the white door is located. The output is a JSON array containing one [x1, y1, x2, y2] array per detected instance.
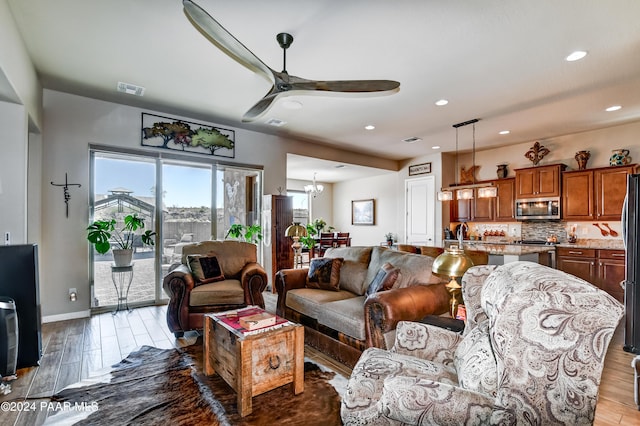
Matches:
[[405, 176, 436, 245]]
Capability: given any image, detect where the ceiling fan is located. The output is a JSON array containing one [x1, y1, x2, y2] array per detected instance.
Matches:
[[182, 0, 400, 122]]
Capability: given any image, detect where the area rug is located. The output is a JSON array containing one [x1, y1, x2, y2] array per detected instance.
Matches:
[[45, 342, 346, 425]]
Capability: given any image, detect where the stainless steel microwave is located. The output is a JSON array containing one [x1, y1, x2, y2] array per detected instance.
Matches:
[[515, 197, 561, 220]]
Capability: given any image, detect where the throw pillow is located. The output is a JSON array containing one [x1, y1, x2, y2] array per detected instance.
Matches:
[[307, 257, 344, 291], [187, 255, 225, 285], [365, 262, 401, 297]]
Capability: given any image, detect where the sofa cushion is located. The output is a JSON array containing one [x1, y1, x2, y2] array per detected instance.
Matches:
[[286, 288, 355, 319], [318, 296, 367, 340], [453, 321, 498, 396], [337, 260, 369, 295], [366, 246, 443, 289], [181, 240, 257, 279], [187, 254, 225, 285], [341, 347, 459, 424], [307, 257, 343, 291], [366, 262, 401, 297], [189, 279, 244, 306], [325, 246, 373, 296]]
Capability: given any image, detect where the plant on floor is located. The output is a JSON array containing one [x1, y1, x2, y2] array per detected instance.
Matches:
[[300, 223, 318, 249], [87, 213, 156, 254], [225, 223, 263, 244]]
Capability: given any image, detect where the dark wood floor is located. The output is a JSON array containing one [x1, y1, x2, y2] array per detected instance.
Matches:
[[0, 305, 637, 425]]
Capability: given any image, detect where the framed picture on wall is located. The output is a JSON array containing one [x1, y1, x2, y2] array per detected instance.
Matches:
[[352, 199, 375, 225]]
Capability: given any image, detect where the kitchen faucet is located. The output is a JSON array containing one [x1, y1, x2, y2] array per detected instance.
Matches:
[[458, 222, 468, 248]]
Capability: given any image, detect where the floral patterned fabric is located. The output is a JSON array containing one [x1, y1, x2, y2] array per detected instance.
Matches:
[[341, 261, 624, 425]]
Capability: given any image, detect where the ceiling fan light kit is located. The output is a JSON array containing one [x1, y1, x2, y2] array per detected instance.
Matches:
[[182, 0, 400, 122]]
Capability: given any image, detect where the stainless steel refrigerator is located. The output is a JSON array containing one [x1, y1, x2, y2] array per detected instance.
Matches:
[[623, 174, 640, 353]]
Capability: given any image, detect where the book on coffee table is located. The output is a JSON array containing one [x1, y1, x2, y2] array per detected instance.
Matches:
[[213, 306, 290, 335], [239, 312, 276, 330]]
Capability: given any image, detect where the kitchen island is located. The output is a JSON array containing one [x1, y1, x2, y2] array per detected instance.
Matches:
[[445, 241, 556, 267]]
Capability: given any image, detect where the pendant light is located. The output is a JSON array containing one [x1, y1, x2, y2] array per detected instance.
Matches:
[[437, 118, 497, 200]]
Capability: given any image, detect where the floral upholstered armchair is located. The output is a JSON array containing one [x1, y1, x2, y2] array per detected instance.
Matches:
[[341, 262, 624, 425]]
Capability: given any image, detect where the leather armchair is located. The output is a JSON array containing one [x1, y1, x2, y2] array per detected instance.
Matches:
[[162, 240, 267, 337]]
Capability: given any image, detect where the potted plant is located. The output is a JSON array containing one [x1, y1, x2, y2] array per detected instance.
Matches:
[[87, 213, 156, 266], [224, 223, 263, 244], [384, 232, 395, 246]]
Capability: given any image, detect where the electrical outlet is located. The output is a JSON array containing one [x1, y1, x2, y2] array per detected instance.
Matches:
[[4, 232, 9, 245], [69, 288, 77, 302]]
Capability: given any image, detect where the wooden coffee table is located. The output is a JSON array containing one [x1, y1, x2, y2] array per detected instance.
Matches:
[[203, 307, 304, 416]]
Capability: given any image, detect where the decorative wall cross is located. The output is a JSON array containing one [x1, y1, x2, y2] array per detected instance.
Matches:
[[50, 173, 81, 218]]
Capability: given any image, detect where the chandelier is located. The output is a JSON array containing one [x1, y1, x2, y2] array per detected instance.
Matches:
[[304, 173, 324, 198]]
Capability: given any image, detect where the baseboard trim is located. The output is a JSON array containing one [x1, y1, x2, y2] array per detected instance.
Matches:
[[42, 310, 91, 323]]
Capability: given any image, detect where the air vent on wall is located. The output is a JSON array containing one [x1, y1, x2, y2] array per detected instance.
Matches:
[[117, 82, 145, 96], [402, 136, 422, 143], [265, 118, 287, 127]]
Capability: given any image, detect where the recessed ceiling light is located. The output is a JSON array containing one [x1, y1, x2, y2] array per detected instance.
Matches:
[[402, 137, 422, 144], [566, 50, 587, 62], [365, 125, 375, 130], [605, 105, 622, 112], [435, 99, 448, 106], [281, 99, 303, 110], [432, 145, 440, 150], [499, 130, 510, 135]]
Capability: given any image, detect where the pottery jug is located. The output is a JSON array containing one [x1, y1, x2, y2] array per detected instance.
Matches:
[[496, 164, 508, 179], [574, 150, 590, 170], [610, 149, 631, 166]]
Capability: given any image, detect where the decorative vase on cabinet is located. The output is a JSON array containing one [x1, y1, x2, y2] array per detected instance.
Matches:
[[610, 149, 631, 166]]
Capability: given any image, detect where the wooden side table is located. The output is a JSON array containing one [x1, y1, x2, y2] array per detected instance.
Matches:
[[203, 309, 304, 416]]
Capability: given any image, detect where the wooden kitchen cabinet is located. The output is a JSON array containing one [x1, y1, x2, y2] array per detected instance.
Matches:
[[494, 178, 515, 221], [562, 170, 594, 220], [556, 247, 596, 284], [449, 178, 513, 222], [597, 249, 625, 302], [596, 165, 637, 220], [515, 164, 565, 199], [562, 165, 637, 221], [556, 247, 625, 302]]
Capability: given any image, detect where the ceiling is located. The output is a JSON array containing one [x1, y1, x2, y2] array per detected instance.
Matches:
[[6, 0, 640, 179]]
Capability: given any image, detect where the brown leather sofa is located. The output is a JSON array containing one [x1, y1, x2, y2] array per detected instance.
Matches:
[[162, 240, 268, 337], [275, 246, 450, 367]]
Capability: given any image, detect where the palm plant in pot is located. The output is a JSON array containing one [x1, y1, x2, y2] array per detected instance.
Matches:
[[87, 214, 156, 266]]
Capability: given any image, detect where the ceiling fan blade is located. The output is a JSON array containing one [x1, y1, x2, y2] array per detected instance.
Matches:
[[242, 92, 280, 122], [183, 0, 274, 83], [290, 79, 400, 93]]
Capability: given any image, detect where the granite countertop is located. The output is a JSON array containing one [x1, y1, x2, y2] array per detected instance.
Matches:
[[459, 243, 555, 255], [445, 238, 624, 250], [555, 239, 625, 250]]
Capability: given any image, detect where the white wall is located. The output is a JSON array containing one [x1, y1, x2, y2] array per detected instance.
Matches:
[[0, 101, 29, 244], [458, 121, 640, 180], [39, 90, 398, 318], [0, 0, 42, 129], [333, 173, 397, 246]]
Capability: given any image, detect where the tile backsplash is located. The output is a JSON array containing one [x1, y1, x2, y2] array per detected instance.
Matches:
[[463, 221, 623, 243]]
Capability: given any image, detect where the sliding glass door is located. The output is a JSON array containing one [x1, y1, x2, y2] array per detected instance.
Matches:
[[90, 148, 262, 311], [161, 162, 213, 279], [91, 153, 157, 308]]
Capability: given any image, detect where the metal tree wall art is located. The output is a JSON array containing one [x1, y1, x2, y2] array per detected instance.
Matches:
[[141, 113, 235, 158], [524, 141, 550, 166]]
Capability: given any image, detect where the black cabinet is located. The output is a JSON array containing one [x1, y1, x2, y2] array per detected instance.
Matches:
[[0, 244, 42, 368]]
